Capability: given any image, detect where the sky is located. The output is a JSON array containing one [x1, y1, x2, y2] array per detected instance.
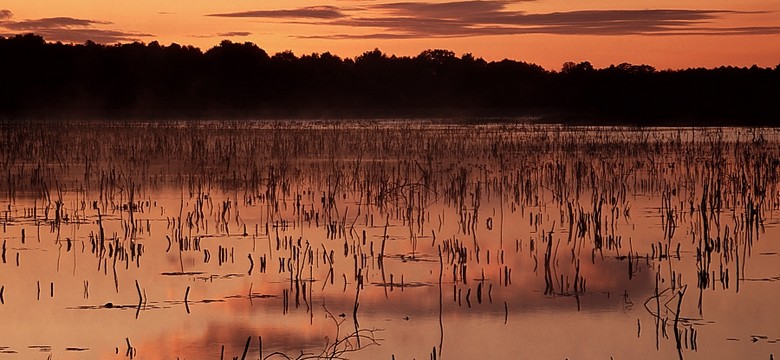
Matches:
[[0, 0, 778, 70]]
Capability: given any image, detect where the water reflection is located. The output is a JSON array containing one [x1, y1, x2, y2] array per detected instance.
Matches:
[[0, 121, 778, 359]]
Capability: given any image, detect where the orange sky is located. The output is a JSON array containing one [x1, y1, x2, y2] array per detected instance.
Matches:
[[0, 0, 778, 70]]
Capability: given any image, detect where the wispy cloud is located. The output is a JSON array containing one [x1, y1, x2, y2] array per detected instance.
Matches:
[[374, 0, 512, 18], [30, 28, 154, 43], [217, 31, 252, 37], [640, 26, 780, 36], [4, 17, 110, 30], [208, 6, 345, 19], [212, 1, 779, 38], [191, 31, 253, 38], [0, 11, 153, 43]]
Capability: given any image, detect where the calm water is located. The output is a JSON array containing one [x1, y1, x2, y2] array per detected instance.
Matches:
[[0, 120, 779, 359]]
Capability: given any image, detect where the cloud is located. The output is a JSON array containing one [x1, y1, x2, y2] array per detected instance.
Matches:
[[4, 17, 110, 30], [334, 16, 470, 36], [208, 6, 345, 19], [375, 0, 512, 18], [212, 1, 778, 38], [643, 26, 780, 36], [298, 32, 420, 40], [0, 12, 153, 43], [31, 28, 154, 43], [191, 31, 253, 38], [217, 31, 252, 37], [330, 5, 766, 37]]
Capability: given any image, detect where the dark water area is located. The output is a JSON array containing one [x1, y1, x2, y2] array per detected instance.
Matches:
[[0, 120, 778, 359]]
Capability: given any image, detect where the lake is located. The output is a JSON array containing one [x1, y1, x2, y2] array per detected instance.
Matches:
[[0, 120, 778, 359]]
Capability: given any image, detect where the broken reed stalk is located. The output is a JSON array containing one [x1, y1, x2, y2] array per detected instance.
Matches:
[[125, 338, 135, 359], [240, 336, 251, 360], [135, 280, 142, 303], [135, 280, 142, 319], [504, 301, 508, 324], [674, 287, 686, 360], [185, 286, 191, 314], [379, 215, 389, 267]]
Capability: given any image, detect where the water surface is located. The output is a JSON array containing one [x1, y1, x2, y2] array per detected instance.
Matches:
[[0, 120, 778, 359]]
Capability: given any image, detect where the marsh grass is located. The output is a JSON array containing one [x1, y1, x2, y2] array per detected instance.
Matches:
[[0, 120, 778, 358]]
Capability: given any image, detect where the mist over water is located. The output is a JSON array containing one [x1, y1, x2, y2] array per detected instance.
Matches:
[[0, 120, 779, 359]]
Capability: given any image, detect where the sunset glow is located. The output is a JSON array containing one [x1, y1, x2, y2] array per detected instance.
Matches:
[[1, 0, 778, 70]]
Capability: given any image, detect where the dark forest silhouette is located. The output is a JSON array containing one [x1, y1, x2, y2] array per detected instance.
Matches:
[[1, 34, 778, 124]]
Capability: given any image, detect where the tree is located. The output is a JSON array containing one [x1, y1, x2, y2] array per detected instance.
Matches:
[[561, 61, 594, 74], [416, 49, 456, 65]]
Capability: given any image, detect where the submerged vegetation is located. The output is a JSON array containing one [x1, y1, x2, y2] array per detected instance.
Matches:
[[1, 34, 779, 123], [0, 120, 779, 359]]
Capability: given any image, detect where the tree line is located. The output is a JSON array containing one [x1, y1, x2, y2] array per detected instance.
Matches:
[[1, 34, 778, 124]]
